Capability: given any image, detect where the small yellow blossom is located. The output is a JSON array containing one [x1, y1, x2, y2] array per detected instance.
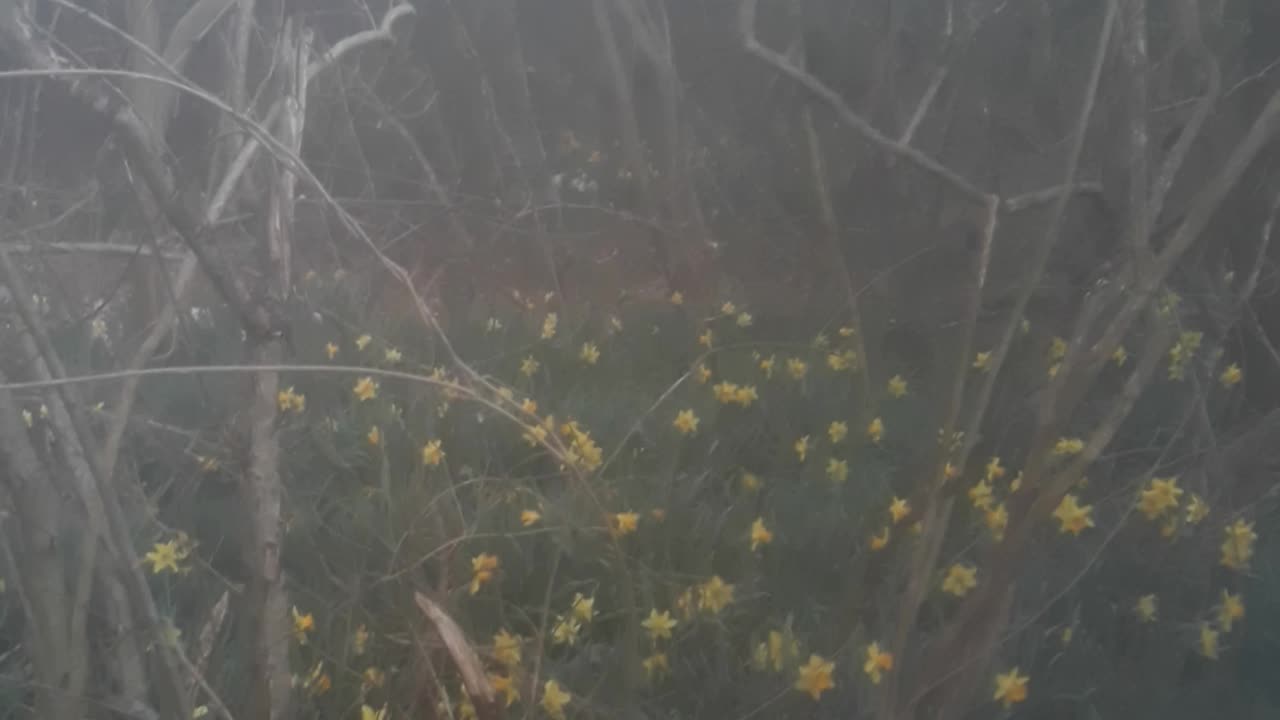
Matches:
[[1049, 337, 1068, 362], [611, 512, 640, 538], [713, 381, 739, 404], [642, 652, 670, 682], [813, 332, 830, 349], [1135, 594, 1158, 623], [144, 541, 181, 574], [984, 503, 1008, 541], [794, 655, 835, 701], [541, 313, 558, 340], [838, 326, 855, 337], [1199, 623, 1219, 659], [695, 364, 712, 383], [540, 679, 571, 720], [794, 436, 810, 462], [493, 629, 521, 668], [985, 456, 1005, 482], [486, 317, 504, 333], [867, 417, 884, 444], [736, 312, 753, 327], [969, 479, 994, 510], [523, 424, 549, 447], [826, 458, 849, 483], [353, 625, 369, 655], [421, 439, 445, 467], [698, 575, 734, 614], [384, 348, 402, 364], [741, 471, 763, 492], [489, 673, 519, 707], [1220, 363, 1243, 388], [993, 668, 1029, 708], [887, 375, 908, 398], [571, 593, 596, 623], [828, 421, 848, 444], [889, 497, 911, 524], [869, 526, 891, 551], [670, 291, 684, 305], [1218, 590, 1245, 632], [521, 509, 541, 527], [1137, 477, 1183, 520], [520, 355, 541, 377], [366, 426, 381, 447], [1186, 494, 1210, 524], [863, 642, 894, 685], [734, 385, 759, 406], [1052, 494, 1094, 535], [720, 301, 736, 315], [759, 355, 776, 378], [355, 334, 372, 351], [1113, 346, 1129, 366], [750, 517, 773, 551], [1052, 437, 1084, 455], [291, 606, 314, 644], [325, 342, 338, 360], [826, 350, 857, 371], [698, 329, 713, 348], [1009, 471, 1023, 493], [641, 609, 678, 641], [520, 398, 538, 415], [275, 386, 303, 412], [469, 553, 499, 595], [973, 351, 992, 371], [579, 342, 600, 365], [353, 377, 378, 401], [942, 564, 978, 597], [360, 705, 387, 720], [787, 357, 809, 380], [1221, 519, 1257, 570], [673, 409, 699, 435], [361, 667, 385, 690], [765, 629, 799, 672], [1168, 330, 1202, 380]]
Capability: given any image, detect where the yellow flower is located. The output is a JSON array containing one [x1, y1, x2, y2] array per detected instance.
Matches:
[[813, 332, 830, 348], [521, 509, 541, 527], [486, 317, 505, 333], [992, 668, 1029, 708], [826, 350, 856, 371], [673, 409, 700, 435], [520, 355, 541, 377], [943, 462, 960, 480], [794, 655, 835, 701], [750, 517, 773, 551], [968, 479, 994, 510], [713, 381, 739, 404], [469, 553, 499, 595], [869, 526, 890, 551], [541, 313, 558, 340], [144, 541, 181, 574], [384, 348, 402, 364], [1052, 437, 1084, 455], [766, 629, 798, 672], [641, 609, 678, 641], [887, 375, 908, 398], [736, 312, 753, 327], [355, 334, 372, 351], [838, 325, 855, 337], [611, 512, 640, 538], [972, 351, 992, 371], [867, 417, 884, 444], [889, 497, 910, 525], [642, 652, 670, 682], [1186, 494, 1210, 524], [942, 564, 978, 597], [275, 386, 305, 412], [786, 357, 808, 380], [1218, 590, 1245, 632], [1137, 477, 1182, 520], [1134, 594, 1158, 623], [353, 376, 378, 401], [1168, 330, 1203, 380], [1049, 336, 1067, 362], [1009, 471, 1023, 493], [361, 667, 386, 690], [670, 291, 684, 305], [325, 342, 338, 360], [863, 642, 894, 685], [759, 355, 776, 378], [698, 329, 713, 348], [579, 342, 600, 365], [741, 471, 763, 492], [551, 616, 581, 646], [1051, 494, 1094, 535], [1112, 346, 1128, 366], [695, 364, 712, 383], [1220, 363, 1243, 388], [353, 624, 369, 655], [721, 301, 737, 315], [361, 704, 388, 720], [794, 435, 810, 462], [523, 424, 549, 447], [366, 426, 381, 447], [489, 673, 519, 707], [571, 593, 596, 623], [291, 606, 314, 644], [985, 456, 1005, 482], [422, 439, 445, 467], [734, 385, 759, 406], [1221, 519, 1257, 570], [826, 458, 849, 483], [1199, 622, 1219, 660], [520, 398, 538, 415], [698, 575, 734, 614], [984, 503, 1008, 541], [540, 679, 571, 720], [828, 421, 848, 444], [493, 629, 521, 669]]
